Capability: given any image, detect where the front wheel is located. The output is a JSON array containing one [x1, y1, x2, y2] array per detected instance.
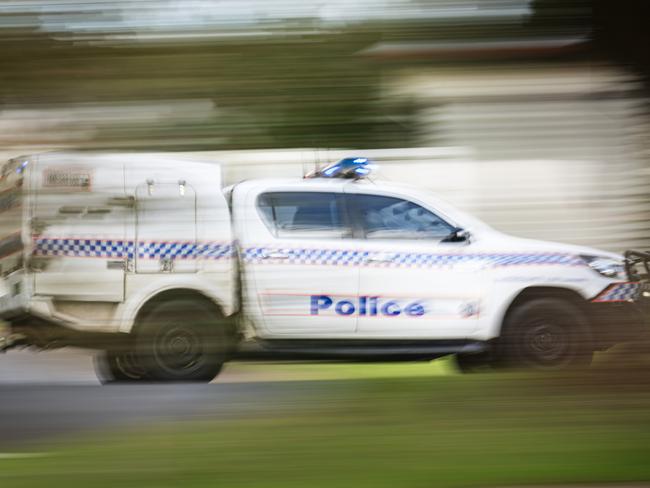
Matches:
[[496, 298, 594, 370], [135, 298, 229, 382]]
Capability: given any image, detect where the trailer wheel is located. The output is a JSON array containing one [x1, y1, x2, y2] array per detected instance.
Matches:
[[94, 349, 148, 383], [135, 298, 227, 382], [497, 298, 593, 370]]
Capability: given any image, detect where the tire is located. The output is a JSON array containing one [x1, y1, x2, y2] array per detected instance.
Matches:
[[455, 351, 494, 373], [135, 298, 228, 382], [497, 298, 594, 370], [94, 349, 148, 383]]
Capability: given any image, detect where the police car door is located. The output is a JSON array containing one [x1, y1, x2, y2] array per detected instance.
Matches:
[[239, 187, 359, 336], [347, 191, 480, 339]]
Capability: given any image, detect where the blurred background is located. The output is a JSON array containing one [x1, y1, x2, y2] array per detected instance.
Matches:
[[0, 0, 648, 251]]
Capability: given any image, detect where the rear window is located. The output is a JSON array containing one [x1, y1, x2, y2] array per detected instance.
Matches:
[[257, 192, 351, 238]]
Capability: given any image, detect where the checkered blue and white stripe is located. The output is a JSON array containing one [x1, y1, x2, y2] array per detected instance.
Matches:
[[33, 238, 233, 260], [33, 238, 132, 258], [33, 239, 586, 268], [592, 282, 640, 302], [242, 247, 584, 268], [137, 241, 233, 260], [243, 247, 367, 266]]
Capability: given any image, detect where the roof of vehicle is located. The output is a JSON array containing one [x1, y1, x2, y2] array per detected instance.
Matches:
[[235, 176, 449, 202]]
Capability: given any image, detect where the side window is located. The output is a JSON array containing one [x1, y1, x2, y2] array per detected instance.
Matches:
[[352, 194, 454, 240], [258, 192, 351, 238]]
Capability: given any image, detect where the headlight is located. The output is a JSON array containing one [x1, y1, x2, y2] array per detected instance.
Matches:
[[580, 255, 627, 280]]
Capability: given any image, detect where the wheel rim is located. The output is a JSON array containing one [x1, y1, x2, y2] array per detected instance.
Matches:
[[522, 320, 571, 367], [154, 325, 204, 374]]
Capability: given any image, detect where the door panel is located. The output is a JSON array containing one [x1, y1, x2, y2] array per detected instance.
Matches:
[[240, 190, 359, 336], [348, 192, 482, 338]]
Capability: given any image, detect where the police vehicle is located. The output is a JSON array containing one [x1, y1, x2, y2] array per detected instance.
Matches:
[[0, 152, 647, 381]]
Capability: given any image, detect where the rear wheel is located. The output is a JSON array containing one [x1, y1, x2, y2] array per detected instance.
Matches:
[[135, 298, 228, 382], [94, 349, 148, 383], [497, 298, 593, 370]]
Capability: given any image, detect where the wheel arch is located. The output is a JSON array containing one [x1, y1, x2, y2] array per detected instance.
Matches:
[[122, 287, 237, 338], [497, 286, 593, 338], [135, 288, 223, 323]]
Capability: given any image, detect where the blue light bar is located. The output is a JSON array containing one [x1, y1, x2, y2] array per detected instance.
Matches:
[[314, 157, 374, 179]]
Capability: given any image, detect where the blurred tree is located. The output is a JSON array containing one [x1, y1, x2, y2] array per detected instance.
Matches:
[[531, 0, 650, 83], [529, 0, 591, 34], [592, 0, 650, 82], [0, 17, 415, 150]]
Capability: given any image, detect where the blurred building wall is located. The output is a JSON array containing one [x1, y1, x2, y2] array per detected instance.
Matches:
[[392, 62, 650, 251], [174, 62, 649, 254]]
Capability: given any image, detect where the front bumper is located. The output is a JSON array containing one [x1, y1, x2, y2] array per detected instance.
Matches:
[[586, 250, 650, 349], [624, 249, 650, 319], [588, 300, 648, 349]]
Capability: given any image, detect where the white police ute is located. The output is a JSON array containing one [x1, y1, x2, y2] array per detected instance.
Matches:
[[0, 152, 646, 381]]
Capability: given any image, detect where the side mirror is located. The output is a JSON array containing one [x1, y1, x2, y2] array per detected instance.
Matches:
[[441, 227, 471, 243]]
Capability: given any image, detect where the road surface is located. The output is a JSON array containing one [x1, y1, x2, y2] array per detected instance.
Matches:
[[0, 349, 330, 449]]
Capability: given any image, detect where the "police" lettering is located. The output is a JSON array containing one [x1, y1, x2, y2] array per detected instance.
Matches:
[[310, 295, 425, 317]]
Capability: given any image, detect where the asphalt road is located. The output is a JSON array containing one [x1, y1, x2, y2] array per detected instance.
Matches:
[[0, 349, 328, 450]]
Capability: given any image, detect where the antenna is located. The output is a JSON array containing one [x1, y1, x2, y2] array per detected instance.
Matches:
[[304, 145, 322, 179]]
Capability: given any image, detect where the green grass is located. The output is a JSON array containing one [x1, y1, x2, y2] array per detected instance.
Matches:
[[1, 368, 650, 488], [221, 356, 456, 382]]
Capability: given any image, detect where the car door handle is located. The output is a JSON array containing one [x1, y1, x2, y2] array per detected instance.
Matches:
[[365, 253, 396, 263], [106, 259, 126, 270], [261, 250, 292, 260]]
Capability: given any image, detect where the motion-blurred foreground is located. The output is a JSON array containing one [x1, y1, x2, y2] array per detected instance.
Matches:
[[2, 352, 650, 488], [1, 1, 650, 487]]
